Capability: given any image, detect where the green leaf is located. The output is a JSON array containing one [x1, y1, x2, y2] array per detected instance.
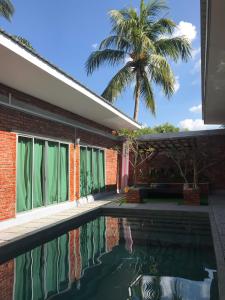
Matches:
[[86, 49, 126, 75], [102, 62, 135, 101], [0, 0, 14, 21]]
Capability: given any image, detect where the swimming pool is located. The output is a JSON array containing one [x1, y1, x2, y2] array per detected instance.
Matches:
[[0, 214, 218, 300]]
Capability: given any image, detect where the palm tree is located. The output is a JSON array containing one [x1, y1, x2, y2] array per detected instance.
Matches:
[[0, 0, 14, 21], [86, 0, 191, 121]]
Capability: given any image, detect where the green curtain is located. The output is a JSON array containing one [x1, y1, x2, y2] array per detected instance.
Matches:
[[80, 147, 105, 196], [33, 140, 44, 208], [58, 234, 69, 291], [59, 144, 68, 202], [17, 137, 32, 212], [32, 246, 44, 300], [87, 221, 94, 265], [99, 150, 105, 192], [99, 217, 106, 253], [14, 253, 32, 300], [92, 149, 99, 193], [86, 148, 92, 195], [45, 239, 58, 297], [80, 223, 89, 270], [47, 142, 59, 205], [93, 219, 100, 260], [80, 147, 87, 197]]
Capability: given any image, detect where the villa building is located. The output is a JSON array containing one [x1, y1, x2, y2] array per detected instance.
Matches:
[[0, 29, 140, 223]]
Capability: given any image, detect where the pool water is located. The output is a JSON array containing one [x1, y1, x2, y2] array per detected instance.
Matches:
[[0, 215, 218, 300]]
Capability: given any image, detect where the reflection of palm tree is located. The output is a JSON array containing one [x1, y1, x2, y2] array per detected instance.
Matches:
[[172, 279, 183, 300], [142, 276, 162, 300]]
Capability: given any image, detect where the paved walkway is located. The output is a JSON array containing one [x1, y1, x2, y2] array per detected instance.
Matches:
[[0, 194, 121, 249], [209, 191, 225, 299]]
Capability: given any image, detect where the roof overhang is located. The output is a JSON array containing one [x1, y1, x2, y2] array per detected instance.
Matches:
[[0, 31, 141, 131], [137, 129, 225, 150], [201, 0, 225, 124]]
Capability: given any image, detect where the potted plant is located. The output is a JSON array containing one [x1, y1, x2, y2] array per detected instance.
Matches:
[[166, 140, 224, 205], [118, 129, 157, 203], [166, 145, 201, 205]]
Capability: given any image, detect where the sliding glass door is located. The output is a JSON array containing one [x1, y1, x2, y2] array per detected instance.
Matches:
[[80, 146, 105, 197], [33, 139, 44, 208], [17, 137, 33, 212], [17, 136, 69, 212]]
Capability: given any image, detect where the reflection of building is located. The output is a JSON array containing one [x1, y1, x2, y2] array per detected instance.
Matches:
[[0, 217, 119, 300]]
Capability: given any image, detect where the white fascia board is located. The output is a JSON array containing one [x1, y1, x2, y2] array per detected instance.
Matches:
[[0, 33, 141, 130]]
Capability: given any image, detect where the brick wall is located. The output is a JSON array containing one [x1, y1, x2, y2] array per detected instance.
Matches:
[[105, 149, 119, 191], [105, 217, 119, 252], [69, 228, 81, 282], [129, 135, 225, 190], [0, 260, 14, 300], [75, 144, 80, 200], [0, 131, 16, 221], [0, 84, 122, 221], [69, 144, 75, 201]]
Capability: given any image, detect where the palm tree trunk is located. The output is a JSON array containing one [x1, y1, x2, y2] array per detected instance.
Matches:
[[133, 73, 141, 121]]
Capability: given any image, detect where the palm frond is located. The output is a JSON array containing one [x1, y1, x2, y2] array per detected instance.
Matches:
[[109, 9, 138, 36], [149, 18, 176, 39], [0, 0, 14, 21], [99, 35, 132, 52], [86, 49, 126, 75], [145, 0, 168, 19], [140, 72, 156, 115], [102, 63, 135, 101], [148, 54, 175, 97], [155, 37, 192, 62]]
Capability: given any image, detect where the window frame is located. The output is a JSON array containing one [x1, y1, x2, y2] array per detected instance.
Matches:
[[80, 144, 106, 197], [16, 134, 70, 213]]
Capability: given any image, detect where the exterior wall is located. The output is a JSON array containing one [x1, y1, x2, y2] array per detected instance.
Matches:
[[129, 135, 225, 190], [75, 144, 80, 200], [0, 84, 121, 221], [105, 149, 119, 192], [70, 144, 75, 202], [0, 131, 16, 221]]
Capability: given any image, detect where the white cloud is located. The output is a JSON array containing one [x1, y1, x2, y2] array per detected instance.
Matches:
[[189, 104, 202, 113], [179, 119, 218, 131], [174, 76, 180, 93], [191, 47, 201, 59], [92, 43, 98, 49], [174, 21, 197, 43]]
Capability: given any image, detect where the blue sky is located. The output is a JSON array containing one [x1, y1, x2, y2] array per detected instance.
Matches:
[[0, 0, 214, 130]]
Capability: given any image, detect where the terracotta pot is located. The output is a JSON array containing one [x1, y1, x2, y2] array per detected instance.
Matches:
[[183, 185, 200, 205], [126, 188, 141, 203]]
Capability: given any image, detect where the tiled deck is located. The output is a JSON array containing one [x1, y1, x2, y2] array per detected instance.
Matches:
[[209, 191, 225, 299], [0, 194, 121, 252]]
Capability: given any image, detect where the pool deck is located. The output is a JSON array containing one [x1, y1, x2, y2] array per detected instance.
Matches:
[[0, 193, 122, 261], [208, 191, 225, 299]]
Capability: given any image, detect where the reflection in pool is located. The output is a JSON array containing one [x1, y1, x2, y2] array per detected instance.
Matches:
[[0, 215, 219, 300]]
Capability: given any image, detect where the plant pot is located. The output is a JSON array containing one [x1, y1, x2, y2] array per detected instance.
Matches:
[[183, 185, 200, 205], [126, 187, 141, 203]]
